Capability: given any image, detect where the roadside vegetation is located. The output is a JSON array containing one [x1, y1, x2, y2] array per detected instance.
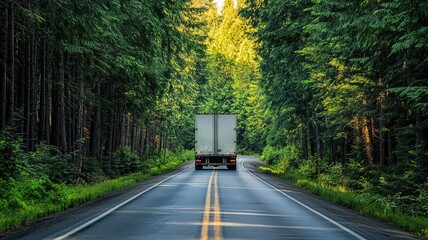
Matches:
[[260, 146, 428, 237], [240, 0, 427, 237], [0, 135, 192, 233], [0, 0, 426, 237]]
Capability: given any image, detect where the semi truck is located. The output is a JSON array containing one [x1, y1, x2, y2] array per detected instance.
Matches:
[[194, 113, 237, 170]]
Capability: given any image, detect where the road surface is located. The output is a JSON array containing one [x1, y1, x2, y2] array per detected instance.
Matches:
[[4, 156, 421, 240]]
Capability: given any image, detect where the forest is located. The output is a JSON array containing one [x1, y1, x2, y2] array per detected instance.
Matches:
[[0, 0, 427, 236]]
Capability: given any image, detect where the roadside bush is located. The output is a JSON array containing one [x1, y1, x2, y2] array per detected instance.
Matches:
[[326, 162, 348, 187], [345, 158, 371, 190], [261, 145, 282, 165], [29, 144, 77, 183], [81, 156, 105, 182], [111, 147, 142, 177], [0, 177, 65, 214], [262, 145, 298, 164], [0, 148, 194, 233], [175, 147, 194, 162], [390, 182, 428, 218], [0, 135, 26, 180]]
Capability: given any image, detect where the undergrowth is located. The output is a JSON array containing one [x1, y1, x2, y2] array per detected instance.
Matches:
[[0, 139, 193, 233], [260, 145, 428, 237]]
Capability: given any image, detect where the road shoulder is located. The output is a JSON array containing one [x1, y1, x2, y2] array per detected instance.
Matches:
[[243, 159, 424, 240], [0, 162, 193, 240]]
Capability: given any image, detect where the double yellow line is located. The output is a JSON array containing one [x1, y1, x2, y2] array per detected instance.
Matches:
[[201, 170, 222, 240]]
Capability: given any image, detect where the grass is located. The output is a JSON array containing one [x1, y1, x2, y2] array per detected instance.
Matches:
[[259, 166, 428, 237], [0, 151, 192, 234]]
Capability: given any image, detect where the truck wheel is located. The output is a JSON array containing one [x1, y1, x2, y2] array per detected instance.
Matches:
[[195, 165, 203, 170]]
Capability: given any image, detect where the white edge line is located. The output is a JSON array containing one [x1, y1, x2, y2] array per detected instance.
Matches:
[[52, 166, 193, 240], [241, 161, 367, 240]]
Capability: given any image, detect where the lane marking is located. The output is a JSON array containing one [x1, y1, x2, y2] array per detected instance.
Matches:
[[213, 171, 222, 240], [201, 171, 215, 240], [200, 170, 223, 240], [241, 161, 367, 240], [52, 165, 193, 240]]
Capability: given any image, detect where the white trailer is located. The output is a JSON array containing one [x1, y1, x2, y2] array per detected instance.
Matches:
[[195, 114, 237, 170]]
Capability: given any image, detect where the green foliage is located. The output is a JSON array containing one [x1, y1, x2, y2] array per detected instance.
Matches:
[[295, 156, 322, 180], [0, 134, 76, 183], [261, 146, 281, 164], [260, 144, 428, 236], [111, 147, 142, 177], [261, 162, 428, 236], [0, 176, 67, 230], [261, 145, 299, 171], [0, 149, 193, 233], [195, 0, 266, 153], [292, 176, 428, 236], [29, 144, 77, 183], [244, 0, 428, 158], [0, 134, 25, 180], [245, 0, 428, 234], [81, 156, 105, 181]]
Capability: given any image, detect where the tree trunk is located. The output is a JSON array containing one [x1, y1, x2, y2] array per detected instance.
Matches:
[[121, 113, 129, 147], [112, 113, 119, 153], [415, 110, 422, 162], [23, 21, 37, 152], [309, 124, 315, 157], [89, 84, 101, 159], [74, 67, 83, 174], [104, 112, 114, 159], [24, 39, 31, 150], [144, 125, 149, 158], [139, 127, 144, 155], [0, 5, 7, 131], [65, 54, 76, 155], [330, 138, 335, 163], [124, 114, 130, 147], [38, 39, 49, 143], [6, 2, 15, 126], [301, 126, 308, 159], [387, 125, 395, 165], [20, 2, 37, 151], [51, 49, 67, 152], [28, 22, 37, 151], [378, 80, 386, 166], [343, 137, 348, 166], [315, 123, 322, 160], [360, 117, 373, 166], [120, 114, 125, 147], [379, 119, 385, 166], [159, 129, 163, 150], [17, 41, 26, 136]]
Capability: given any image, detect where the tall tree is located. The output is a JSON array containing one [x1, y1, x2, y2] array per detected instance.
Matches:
[[197, 0, 265, 152], [6, 1, 15, 128]]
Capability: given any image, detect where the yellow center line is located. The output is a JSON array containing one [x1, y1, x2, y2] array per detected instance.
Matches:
[[201, 171, 214, 240], [213, 171, 222, 240], [200, 170, 223, 240]]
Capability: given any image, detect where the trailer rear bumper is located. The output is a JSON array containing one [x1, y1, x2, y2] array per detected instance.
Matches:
[[195, 155, 237, 170]]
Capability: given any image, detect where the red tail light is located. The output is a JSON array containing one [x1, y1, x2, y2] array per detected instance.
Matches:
[[230, 159, 236, 163], [195, 159, 202, 163]]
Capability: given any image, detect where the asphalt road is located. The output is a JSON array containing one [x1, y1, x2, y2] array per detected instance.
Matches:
[[6, 156, 421, 240]]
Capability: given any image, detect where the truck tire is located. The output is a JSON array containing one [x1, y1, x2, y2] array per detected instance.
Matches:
[[195, 165, 203, 170], [228, 165, 236, 170]]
